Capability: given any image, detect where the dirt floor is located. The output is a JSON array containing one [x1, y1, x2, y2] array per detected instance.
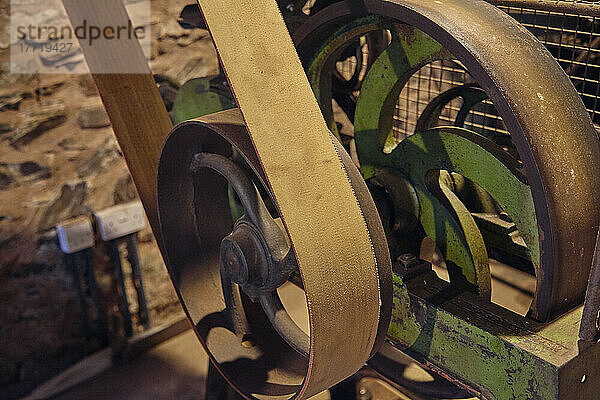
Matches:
[[52, 330, 209, 400], [38, 283, 327, 400], [51, 327, 335, 400]]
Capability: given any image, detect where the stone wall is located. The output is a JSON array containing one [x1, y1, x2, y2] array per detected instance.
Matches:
[[0, 1, 219, 397]]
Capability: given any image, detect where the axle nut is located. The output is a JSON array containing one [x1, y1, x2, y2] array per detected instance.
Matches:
[[220, 221, 268, 286]]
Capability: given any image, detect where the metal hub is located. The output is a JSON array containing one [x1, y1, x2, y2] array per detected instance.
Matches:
[[220, 217, 299, 300], [220, 219, 270, 288]]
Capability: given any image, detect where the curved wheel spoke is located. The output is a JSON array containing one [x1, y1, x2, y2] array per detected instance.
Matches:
[[304, 15, 387, 138], [427, 170, 490, 296], [414, 83, 488, 132], [378, 162, 490, 295], [220, 263, 254, 339], [392, 127, 540, 271], [454, 87, 488, 128], [259, 292, 309, 358], [355, 29, 450, 162]]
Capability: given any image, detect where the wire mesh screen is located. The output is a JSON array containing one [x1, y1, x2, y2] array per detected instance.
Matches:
[[374, 0, 600, 140], [501, 3, 600, 121], [393, 60, 509, 140]]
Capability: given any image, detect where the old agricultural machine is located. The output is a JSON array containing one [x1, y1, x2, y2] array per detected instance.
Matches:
[[63, 0, 600, 398]]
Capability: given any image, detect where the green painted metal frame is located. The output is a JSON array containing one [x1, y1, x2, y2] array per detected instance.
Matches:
[[388, 269, 598, 400], [171, 78, 236, 124]]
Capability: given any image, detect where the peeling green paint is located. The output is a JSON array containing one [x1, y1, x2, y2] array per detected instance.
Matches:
[[388, 274, 558, 399]]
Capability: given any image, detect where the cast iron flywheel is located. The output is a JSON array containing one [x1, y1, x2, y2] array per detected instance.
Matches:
[[295, 0, 600, 322]]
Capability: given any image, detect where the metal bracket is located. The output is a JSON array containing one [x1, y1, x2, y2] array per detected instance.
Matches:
[[579, 227, 600, 345]]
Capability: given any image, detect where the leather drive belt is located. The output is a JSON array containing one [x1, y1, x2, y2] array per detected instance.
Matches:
[[62, 0, 393, 398], [158, 0, 392, 399]]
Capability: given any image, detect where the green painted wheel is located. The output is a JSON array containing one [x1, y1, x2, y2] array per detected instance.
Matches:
[[353, 31, 540, 298], [296, 0, 600, 322], [302, 21, 494, 297]]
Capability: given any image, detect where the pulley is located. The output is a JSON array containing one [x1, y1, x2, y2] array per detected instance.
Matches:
[[157, 105, 392, 399], [296, 0, 600, 322]]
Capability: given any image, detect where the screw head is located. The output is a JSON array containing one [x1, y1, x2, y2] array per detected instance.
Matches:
[[358, 386, 371, 400]]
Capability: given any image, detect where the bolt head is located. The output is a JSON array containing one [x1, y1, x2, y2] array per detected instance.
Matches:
[[220, 236, 249, 285]]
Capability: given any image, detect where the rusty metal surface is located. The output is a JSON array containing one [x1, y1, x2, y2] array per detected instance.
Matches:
[[158, 110, 306, 397], [187, 152, 310, 356]]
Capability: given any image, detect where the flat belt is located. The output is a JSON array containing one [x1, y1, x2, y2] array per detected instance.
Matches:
[[195, 0, 389, 398], [62, 0, 391, 397], [61, 0, 173, 240]]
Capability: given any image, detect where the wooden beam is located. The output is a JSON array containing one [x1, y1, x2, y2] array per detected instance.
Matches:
[[61, 0, 173, 239]]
